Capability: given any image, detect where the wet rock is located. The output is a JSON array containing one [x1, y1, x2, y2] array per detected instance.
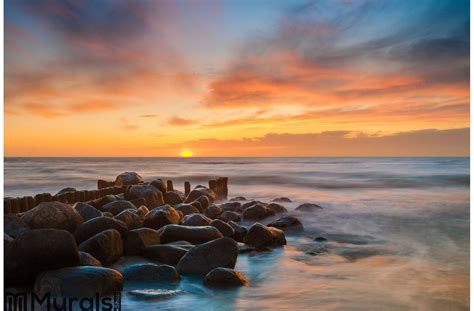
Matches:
[[123, 263, 179, 283], [128, 289, 184, 300], [4, 214, 30, 238], [182, 213, 212, 226], [165, 191, 183, 206], [115, 172, 144, 186], [124, 228, 160, 255], [150, 179, 167, 194], [295, 203, 323, 212], [115, 209, 142, 230], [314, 237, 328, 242], [177, 237, 238, 275], [195, 195, 210, 210], [268, 215, 303, 232], [129, 198, 147, 208], [135, 205, 150, 220], [203, 268, 248, 287], [143, 205, 181, 230], [21, 201, 83, 233], [305, 245, 329, 256], [142, 245, 188, 265], [73, 202, 102, 222], [242, 204, 274, 220], [210, 219, 235, 237], [79, 251, 102, 267], [79, 229, 123, 265], [266, 203, 287, 214], [6, 229, 80, 285], [185, 186, 216, 204], [229, 196, 247, 201], [239, 200, 266, 212], [205, 203, 223, 219], [271, 197, 292, 203], [103, 212, 114, 217], [158, 224, 223, 244], [102, 200, 137, 216], [34, 266, 123, 298], [228, 221, 248, 242], [128, 184, 164, 208], [174, 203, 200, 216], [221, 202, 241, 211], [90, 195, 117, 209], [189, 201, 204, 213], [74, 216, 128, 244], [245, 223, 286, 248], [56, 187, 77, 196]]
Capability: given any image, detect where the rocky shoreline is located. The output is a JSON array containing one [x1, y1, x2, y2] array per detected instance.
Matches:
[[5, 172, 318, 303]]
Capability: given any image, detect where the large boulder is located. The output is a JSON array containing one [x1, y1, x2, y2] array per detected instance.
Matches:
[[203, 268, 248, 287], [74, 216, 128, 244], [89, 195, 117, 210], [245, 223, 286, 248], [143, 205, 181, 230], [221, 202, 241, 211], [158, 224, 223, 244], [268, 215, 303, 232], [78, 229, 123, 265], [56, 187, 76, 196], [5, 229, 80, 285], [189, 201, 204, 213], [102, 200, 136, 216], [266, 203, 287, 214], [73, 202, 102, 221], [127, 184, 164, 208], [21, 201, 83, 232], [115, 172, 144, 186], [242, 204, 274, 220], [271, 197, 292, 203], [185, 186, 216, 203], [122, 264, 179, 283], [205, 204, 223, 219], [141, 245, 188, 265], [228, 221, 248, 242], [4, 214, 30, 238], [177, 237, 239, 275], [210, 219, 234, 237], [195, 195, 210, 210], [34, 267, 123, 298], [79, 251, 102, 267], [165, 191, 183, 206], [219, 211, 241, 222], [295, 203, 323, 212], [150, 179, 167, 194], [124, 228, 160, 255], [174, 203, 199, 216], [115, 209, 142, 230], [135, 205, 150, 220], [182, 213, 212, 226]]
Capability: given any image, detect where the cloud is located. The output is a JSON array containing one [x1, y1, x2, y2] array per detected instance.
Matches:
[[119, 118, 139, 131], [168, 116, 197, 126]]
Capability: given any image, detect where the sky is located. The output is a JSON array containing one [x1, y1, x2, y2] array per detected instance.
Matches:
[[4, 0, 470, 157]]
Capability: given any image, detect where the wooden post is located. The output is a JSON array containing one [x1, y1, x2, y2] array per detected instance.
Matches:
[[166, 180, 174, 192], [4, 198, 12, 214], [220, 177, 228, 200], [34, 194, 44, 205], [11, 198, 20, 213], [26, 197, 35, 210], [184, 181, 191, 196], [19, 197, 28, 212], [43, 193, 53, 202]]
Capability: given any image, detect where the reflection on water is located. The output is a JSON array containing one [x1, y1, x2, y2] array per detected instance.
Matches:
[[5, 157, 469, 310]]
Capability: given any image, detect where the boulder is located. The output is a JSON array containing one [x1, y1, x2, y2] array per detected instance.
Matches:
[[115, 172, 144, 186], [4, 214, 30, 238], [210, 219, 235, 237], [195, 195, 210, 210], [185, 186, 216, 204], [245, 223, 286, 248], [34, 267, 123, 298], [5, 229, 80, 285], [189, 201, 204, 213], [129, 198, 147, 208], [124, 228, 160, 255], [89, 195, 117, 209], [228, 221, 248, 242], [295, 203, 323, 211], [174, 203, 199, 216], [21, 201, 83, 233], [143, 205, 181, 230], [158, 224, 223, 244], [203, 268, 248, 287], [266, 203, 287, 214], [229, 196, 247, 201], [182, 213, 212, 226], [219, 211, 241, 222], [79, 229, 123, 265], [221, 202, 241, 211], [122, 264, 179, 283], [74, 216, 128, 244], [115, 209, 142, 230], [142, 245, 188, 265], [150, 179, 167, 194], [103, 212, 114, 217], [177, 237, 239, 275], [271, 197, 292, 203], [73, 202, 102, 222], [165, 191, 183, 206], [102, 200, 136, 216], [135, 205, 150, 219], [56, 187, 76, 196], [242, 204, 274, 220], [127, 184, 164, 208], [205, 204, 223, 219], [79, 251, 102, 267], [240, 200, 264, 211], [268, 215, 303, 232]]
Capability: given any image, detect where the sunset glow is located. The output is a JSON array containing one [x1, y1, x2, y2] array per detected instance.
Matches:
[[180, 150, 193, 158]]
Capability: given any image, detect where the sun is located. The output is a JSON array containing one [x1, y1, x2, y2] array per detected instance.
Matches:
[[180, 150, 193, 157]]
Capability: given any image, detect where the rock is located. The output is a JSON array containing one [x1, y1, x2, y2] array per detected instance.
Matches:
[[102, 200, 136, 216], [295, 203, 323, 211], [165, 191, 183, 206], [219, 211, 241, 222], [150, 179, 167, 194], [74, 216, 128, 244], [56, 187, 76, 196], [129, 198, 147, 208], [115, 209, 142, 230], [229, 196, 247, 201], [203, 268, 248, 287], [73, 202, 102, 222], [103, 212, 114, 217], [21, 201, 83, 233], [142, 245, 188, 265], [271, 197, 292, 203], [177, 237, 238, 275], [189, 201, 204, 213], [210, 219, 235, 237], [182, 213, 212, 226], [245, 223, 286, 248], [5, 229, 80, 285], [268, 215, 303, 232], [314, 236, 328, 242], [135, 205, 150, 219], [124, 228, 160, 255], [79, 251, 102, 267], [122, 264, 179, 283], [242, 204, 274, 220], [205, 204, 223, 219], [174, 203, 199, 216], [239, 200, 266, 212], [34, 266, 123, 298], [128, 289, 184, 300], [185, 187, 216, 204], [266, 203, 287, 214], [221, 202, 241, 211], [4, 214, 30, 238], [90, 195, 117, 209], [79, 229, 123, 265], [158, 224, 223, 244], [195, 195, 210, 210], [228, 221, 248, 242], [115, 172, 144, 186], [143, 205, 181, 230], [128, 184, 164, 208]]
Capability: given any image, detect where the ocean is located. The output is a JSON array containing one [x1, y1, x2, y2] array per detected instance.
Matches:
[[4, 157, 470, 310]]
